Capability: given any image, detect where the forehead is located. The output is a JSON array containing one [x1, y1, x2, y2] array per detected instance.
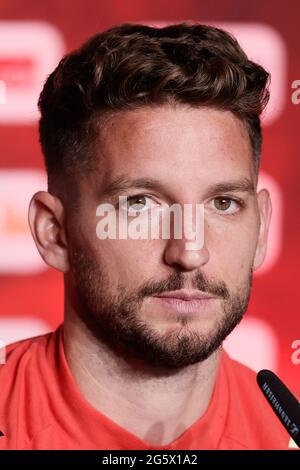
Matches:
[[95, 104, 255, 195]]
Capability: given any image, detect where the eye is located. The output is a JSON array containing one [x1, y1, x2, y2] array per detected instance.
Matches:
[[120, 195, 157, 214], [209, 196, 242, 214]]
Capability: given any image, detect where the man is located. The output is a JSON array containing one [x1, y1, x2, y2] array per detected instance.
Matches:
[[0, 22, 290, 450]]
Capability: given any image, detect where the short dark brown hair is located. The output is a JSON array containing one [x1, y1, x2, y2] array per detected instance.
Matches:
[[38, 22, 270, 191]]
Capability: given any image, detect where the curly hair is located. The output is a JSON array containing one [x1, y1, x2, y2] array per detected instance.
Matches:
[[38, 22, 270, 190]]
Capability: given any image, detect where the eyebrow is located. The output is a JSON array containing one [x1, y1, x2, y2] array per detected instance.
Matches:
[[101, 177, 167, 198], [204, 179, 256, 198], [100, 176, 255, 199]]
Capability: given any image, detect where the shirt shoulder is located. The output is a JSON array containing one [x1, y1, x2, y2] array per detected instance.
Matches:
[[0, 330, 58, 449]]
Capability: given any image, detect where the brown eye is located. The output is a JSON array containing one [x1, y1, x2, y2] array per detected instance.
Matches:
[[127, 195, 147, 211], [213, 197, 232, 211]]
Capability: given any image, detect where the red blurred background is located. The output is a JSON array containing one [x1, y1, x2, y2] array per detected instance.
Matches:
[[0, 0, 299, 394]]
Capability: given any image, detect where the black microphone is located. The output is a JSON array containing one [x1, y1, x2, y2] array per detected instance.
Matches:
[[257, 369, 300, 447]]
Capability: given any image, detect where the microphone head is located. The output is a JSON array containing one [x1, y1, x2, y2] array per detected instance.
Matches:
[[257, 369, 300, 447]]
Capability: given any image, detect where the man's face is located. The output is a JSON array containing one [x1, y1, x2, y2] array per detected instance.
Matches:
[[66, 104, 269, 369]]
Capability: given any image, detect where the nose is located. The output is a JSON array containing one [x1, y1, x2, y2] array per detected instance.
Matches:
[[163, 230, 210, 271]]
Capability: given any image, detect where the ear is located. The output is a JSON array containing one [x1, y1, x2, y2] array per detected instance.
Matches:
[[28, 191, 70, 272], [253, 188, 272, 271]]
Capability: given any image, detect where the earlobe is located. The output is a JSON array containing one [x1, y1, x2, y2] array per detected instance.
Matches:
[[253, 189, 272, 271], [28, 191, 70, 272]]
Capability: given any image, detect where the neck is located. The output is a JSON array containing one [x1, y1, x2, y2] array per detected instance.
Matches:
[[63, 308, 221, 446]]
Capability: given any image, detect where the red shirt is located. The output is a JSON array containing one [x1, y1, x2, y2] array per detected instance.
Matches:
[[0, 325, 293, 450]]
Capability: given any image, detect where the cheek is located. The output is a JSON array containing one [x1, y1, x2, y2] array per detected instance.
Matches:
[[92, 238, 162, 288], [78, 207, 164, 289], [79, 211, 144, 284], [206, 216, 259, 284]]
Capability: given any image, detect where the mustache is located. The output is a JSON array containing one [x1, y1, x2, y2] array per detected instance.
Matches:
[[137, 270, 230, 300]]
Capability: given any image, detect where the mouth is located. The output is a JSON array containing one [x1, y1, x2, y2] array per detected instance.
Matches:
[[152, 289, 218, 315]]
